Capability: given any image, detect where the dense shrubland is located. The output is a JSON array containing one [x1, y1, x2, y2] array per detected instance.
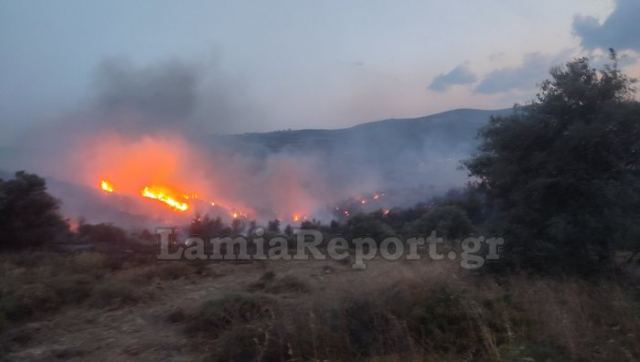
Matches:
[[1, 54, 640, 360]]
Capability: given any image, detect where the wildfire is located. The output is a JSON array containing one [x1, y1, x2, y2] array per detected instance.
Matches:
[[141, 186, 189, 211], [100, 180, 114, 193]]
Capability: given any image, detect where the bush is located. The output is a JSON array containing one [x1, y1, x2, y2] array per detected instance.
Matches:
[[77, 222, 128, 244], [408, 205, 475, 240], [156, 262, 196, 280], [345, 214, 395, 242], [264, 275, 311, 294], [166, 307, 186, 323], [0, 171, 70, 250], [186, 294, 276, 338], [465, 54, 640, 273], [248, 272, 311, 294], [1, 283, 60, 320], [87, 281, 142, 308], [71, 252, 107, 275], [205, 324, 290, 362], [48, 274, 94, 304]]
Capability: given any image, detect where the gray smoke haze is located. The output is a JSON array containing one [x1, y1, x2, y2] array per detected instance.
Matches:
[[1, 56, 502, 227], [89, 57, 261, 136], [94, 59, 198, 127]]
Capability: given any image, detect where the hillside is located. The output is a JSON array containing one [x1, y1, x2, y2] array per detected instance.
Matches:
[[0, 108, 510, 224], [224, 108, 510, 155]]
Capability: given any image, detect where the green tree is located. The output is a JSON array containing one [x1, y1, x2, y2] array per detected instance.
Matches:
[[267, 219, 281, 233], [407, 205, 475, 240], [189, 215, 230, 239], [465, 52, 640, 273], [345, 214, 395, 242], [0, 171, 69, 250]]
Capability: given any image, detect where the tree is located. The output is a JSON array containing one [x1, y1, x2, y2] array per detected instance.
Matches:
[[267, 219, 281, 233], [231, 218, 246, 234], [77, 222, 127, 243], [345, 214, 395, 242], [464, 52, 640, 273], [407, 205, 475, 240], [0, 171, 69, 250]]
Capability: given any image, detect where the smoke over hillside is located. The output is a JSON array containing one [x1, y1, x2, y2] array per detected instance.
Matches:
[[1, 59, 508, 227]]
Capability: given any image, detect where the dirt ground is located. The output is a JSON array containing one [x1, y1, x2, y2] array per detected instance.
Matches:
[[4, 259, 409, 361]]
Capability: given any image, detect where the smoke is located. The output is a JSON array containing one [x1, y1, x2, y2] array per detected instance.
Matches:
[[2, 56, 495, 227], [93, 58, 199, 131], [89, 57, 261, 136]]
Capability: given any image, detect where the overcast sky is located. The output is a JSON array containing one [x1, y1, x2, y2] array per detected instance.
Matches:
[[1, 0, 639, 145]]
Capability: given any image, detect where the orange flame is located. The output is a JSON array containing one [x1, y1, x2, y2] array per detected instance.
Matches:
[[141, 186, 189, 212], [100, 180, 114, 193]]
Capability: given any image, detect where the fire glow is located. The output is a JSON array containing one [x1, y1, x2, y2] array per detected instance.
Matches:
[[98, 178, 250, 218], [100, 179, 190, 212], [100, 180, 114, 193], [84, 135, 378, 222], [141, 186, 189, 212]]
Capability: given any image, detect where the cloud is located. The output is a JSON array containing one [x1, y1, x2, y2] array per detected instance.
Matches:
[[573, 0, 640, 51], [475, 52, 566, 94], [428, 64, 477, 92]]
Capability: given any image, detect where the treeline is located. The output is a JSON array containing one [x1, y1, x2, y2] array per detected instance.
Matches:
[[170, 51, 640, 275], [2, 52, 640, 276]]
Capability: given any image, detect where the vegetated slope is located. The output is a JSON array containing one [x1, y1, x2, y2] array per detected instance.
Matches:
[[226, 108, 510, 155]]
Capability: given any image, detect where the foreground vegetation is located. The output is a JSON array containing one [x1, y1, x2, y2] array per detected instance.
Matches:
[[1, 253, 639, 361], [2, 54, 640, 360]]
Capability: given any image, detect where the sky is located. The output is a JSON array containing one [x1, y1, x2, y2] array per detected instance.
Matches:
[[1, 0, 639, 146]]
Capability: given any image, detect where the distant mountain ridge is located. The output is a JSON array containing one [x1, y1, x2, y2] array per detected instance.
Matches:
[[217, 108, 511, 156], [0, 108, 512, 225]]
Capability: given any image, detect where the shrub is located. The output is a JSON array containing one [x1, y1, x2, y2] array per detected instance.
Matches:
[[87, 281, 142, 308], [48, 274, 94, 304], [3, 283, 60, 319], [71, 252, 107, 276], [205, 324, 290, 362], [248, 272, 310, 294], [186, 294, 276, 338], [263, 275, 310, 294], [166, 307, 186, 323], [465, 54, 640, 273], [345, 214, 395, 242], [0, 171, 70, 250], [247, 271, 276, 291], [408, 205, 475, 240], [156, 262, 196, 280], [77, 223, 128, 244]]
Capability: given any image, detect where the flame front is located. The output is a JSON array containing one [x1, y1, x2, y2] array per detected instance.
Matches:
[[141, 186, 189, 211], [100, 180, 114, 193]]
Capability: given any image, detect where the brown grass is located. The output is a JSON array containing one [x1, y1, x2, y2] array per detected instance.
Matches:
[[183, 261, 640, 361], [2, 254, 639, 361]]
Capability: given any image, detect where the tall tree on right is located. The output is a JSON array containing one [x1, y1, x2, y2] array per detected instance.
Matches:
[[465, 51, 640, 274]]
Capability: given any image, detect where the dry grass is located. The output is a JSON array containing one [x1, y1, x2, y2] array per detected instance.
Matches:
[[2, 255, 640, 361], [247, 271, 312, 294], [180, 261, 640, 361]]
